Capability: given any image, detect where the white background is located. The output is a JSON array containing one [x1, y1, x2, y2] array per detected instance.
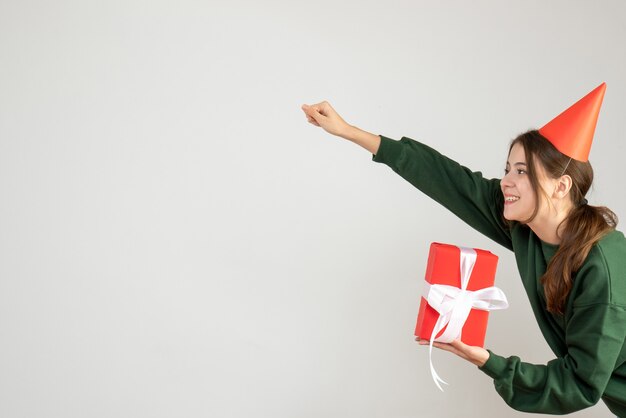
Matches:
[[1, 1, 625, 417]]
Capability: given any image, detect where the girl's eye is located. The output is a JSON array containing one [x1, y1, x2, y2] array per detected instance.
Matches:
[[504, 168, 509, 175], [517, 169, 526, 175]]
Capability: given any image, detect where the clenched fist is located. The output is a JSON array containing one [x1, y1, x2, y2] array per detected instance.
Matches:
[[301, 101, 351, 138]]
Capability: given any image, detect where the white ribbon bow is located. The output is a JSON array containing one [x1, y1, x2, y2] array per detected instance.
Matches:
[[423, 247, 509, 391]]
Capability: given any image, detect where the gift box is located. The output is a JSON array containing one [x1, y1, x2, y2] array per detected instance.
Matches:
[[415, 242, 500, 348]]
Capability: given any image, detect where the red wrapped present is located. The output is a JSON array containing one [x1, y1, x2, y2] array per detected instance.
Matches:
[[415, 242, 508, 391], [415, 242, 505, 347]]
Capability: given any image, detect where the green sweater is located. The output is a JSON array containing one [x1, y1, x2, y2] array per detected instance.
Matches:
[[372, 135, 626, 416]]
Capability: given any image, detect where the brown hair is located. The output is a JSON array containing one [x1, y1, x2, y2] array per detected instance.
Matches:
[[506, 130, 618, 315]]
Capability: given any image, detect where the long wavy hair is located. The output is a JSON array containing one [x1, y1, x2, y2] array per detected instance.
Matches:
[[506, 130, 618, 315]]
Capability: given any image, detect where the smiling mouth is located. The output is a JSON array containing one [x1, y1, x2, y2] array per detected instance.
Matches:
[[504, 196, 520, 205]]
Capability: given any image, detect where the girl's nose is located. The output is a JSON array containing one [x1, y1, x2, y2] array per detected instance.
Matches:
[[500, 173, 514, 189]]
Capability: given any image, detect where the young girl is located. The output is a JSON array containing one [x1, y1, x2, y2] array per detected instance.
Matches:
[[301, 84, 626, 416]]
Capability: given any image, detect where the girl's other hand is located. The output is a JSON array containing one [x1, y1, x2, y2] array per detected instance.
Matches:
[[416, 337, 490, 367]]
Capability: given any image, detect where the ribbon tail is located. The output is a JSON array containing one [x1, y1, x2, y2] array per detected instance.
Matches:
[[428, 312, 450, 392], [429, 339, 449, 392]]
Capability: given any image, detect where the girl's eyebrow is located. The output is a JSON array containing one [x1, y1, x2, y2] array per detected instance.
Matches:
[[506, 161, 528, 167]]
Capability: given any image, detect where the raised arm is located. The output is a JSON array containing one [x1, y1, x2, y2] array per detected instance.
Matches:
[[301, 101, 512, 250]]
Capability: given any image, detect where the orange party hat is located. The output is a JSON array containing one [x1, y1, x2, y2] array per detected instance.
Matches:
[[539, 82, 606, 162]]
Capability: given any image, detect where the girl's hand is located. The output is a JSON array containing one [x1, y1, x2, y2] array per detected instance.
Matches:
[[416, 337, 490, 367], [301, 101, 351, 138]]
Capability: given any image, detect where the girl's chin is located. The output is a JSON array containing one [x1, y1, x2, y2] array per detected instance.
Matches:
[[503, 209, 522, 222]]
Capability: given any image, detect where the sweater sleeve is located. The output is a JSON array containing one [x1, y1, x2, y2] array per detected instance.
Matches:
[[478, 302, 626, 414], [372, 135, 512, 251]]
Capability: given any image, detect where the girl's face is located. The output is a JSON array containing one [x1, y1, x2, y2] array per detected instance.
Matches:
[[500, 143, 543, 222]]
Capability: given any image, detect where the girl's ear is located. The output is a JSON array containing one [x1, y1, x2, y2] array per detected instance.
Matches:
[[553, 175, 573, 199]]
